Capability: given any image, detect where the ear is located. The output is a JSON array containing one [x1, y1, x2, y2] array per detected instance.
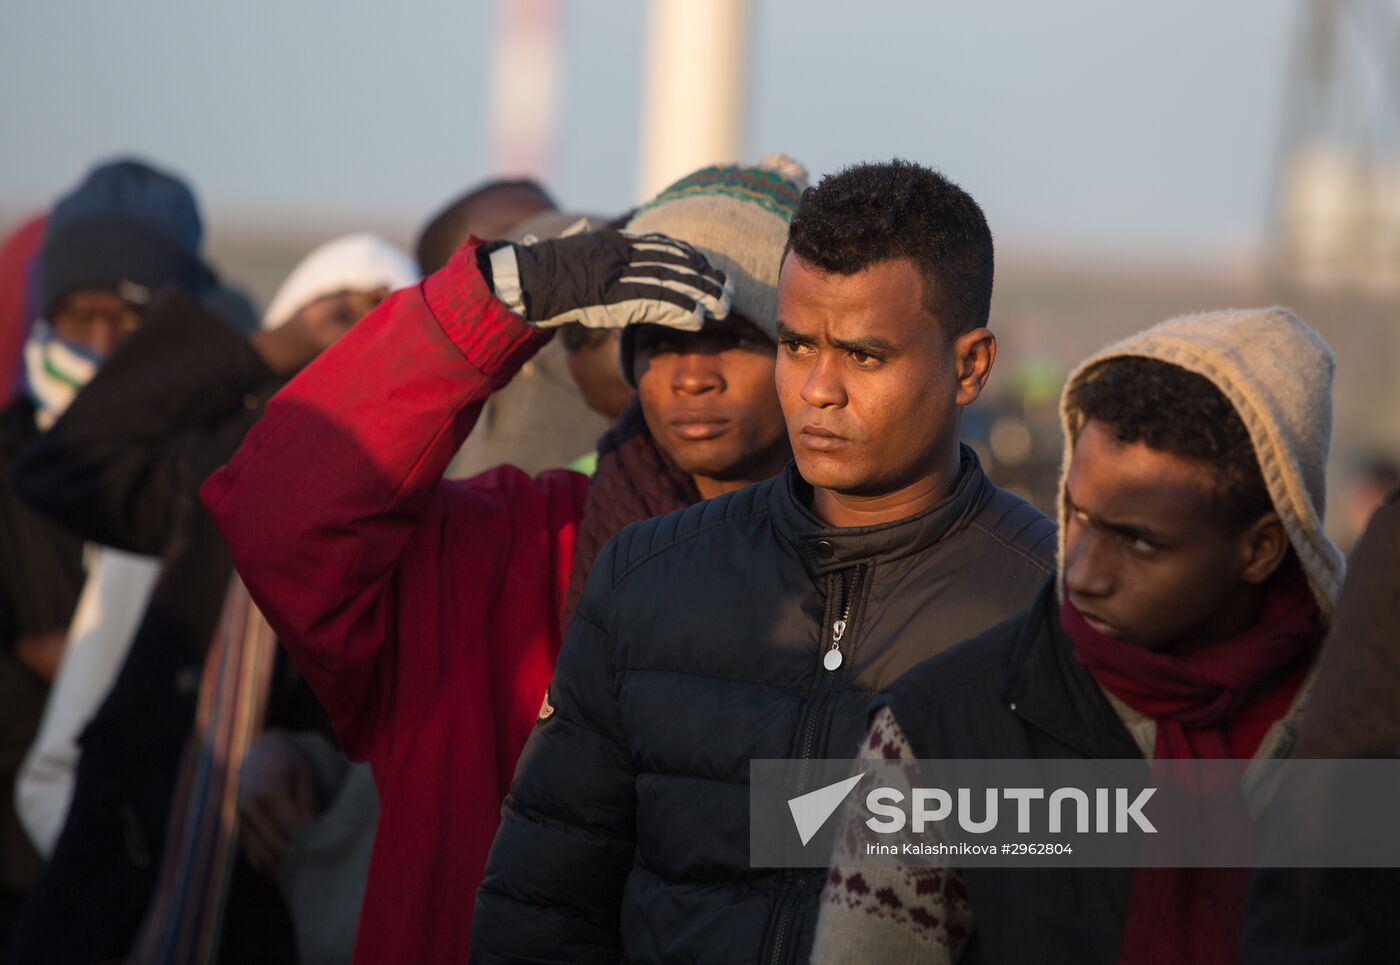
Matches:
[[1238, 511, 1290, 585], [952, 327, 996, 407]]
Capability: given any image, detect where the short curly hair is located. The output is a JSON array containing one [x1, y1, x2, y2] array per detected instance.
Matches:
[[1070, 357, 1273, 529], [785, 159, 993, 336]]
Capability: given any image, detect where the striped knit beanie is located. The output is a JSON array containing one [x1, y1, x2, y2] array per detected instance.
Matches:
[[620, 153, 808, 385]]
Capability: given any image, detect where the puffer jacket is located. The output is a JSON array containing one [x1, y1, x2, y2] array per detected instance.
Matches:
[[471, 449, 1056, 964]]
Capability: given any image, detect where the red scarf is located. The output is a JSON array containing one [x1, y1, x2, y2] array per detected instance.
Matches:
[[1060, 571, 1320, 965], [561, 396, 701, 631]]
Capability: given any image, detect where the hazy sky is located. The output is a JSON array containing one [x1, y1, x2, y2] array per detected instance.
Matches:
[[0, 1, 1301, 260]]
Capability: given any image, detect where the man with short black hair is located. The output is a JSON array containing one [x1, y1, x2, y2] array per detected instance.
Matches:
[[471, 159, 1054, 964], [814, 308, 1341, 965], [776, 158, 998, 527]]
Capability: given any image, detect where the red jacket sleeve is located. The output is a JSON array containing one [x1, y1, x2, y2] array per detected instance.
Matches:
[[200, 241, 585, 762]]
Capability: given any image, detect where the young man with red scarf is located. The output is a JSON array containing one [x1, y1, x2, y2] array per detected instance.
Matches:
[[813, 307, 1346, 965]]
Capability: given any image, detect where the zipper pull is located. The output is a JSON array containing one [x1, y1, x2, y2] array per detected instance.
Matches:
[[824, 619, 847, 671]]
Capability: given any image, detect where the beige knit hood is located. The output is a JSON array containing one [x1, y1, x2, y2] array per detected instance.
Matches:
[[1057, 307, 1345, 617]]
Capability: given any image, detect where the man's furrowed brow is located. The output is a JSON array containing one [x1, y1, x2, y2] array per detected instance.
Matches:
[[1068, 487, 1166, 544], [775, 321, 816, 344], [829, 333, 899, 357]]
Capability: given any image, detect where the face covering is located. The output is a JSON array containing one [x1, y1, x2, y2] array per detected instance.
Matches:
[[23, 319, 100, 430]]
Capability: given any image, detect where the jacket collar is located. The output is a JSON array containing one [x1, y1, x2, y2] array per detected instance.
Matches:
[[767, 445, 992, 578], [1000, 580, 1144, 759]]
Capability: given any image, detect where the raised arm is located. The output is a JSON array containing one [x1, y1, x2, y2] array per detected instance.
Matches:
[[199, 241, 551, 758], [200, 234, 729, 761]]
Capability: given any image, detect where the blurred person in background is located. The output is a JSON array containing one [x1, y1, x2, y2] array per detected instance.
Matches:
[[0, 215, 45, 405], [7, 233, 415, 964], [0, 212, 45, 951], [15, 545, 158, 860], [417, 178, 630, 478], [814, 309, 1342, 965], [230, 236, 420, 965], [414, 178, 558, 273], [1338, 454, 1399, 552], [0, 159, 219, 951], [200, 156, 805, 963], [1242, 486, 1400, 963]]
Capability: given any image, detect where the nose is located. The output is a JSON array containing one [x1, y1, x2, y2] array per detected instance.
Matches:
[[1063, 527, 1113, 600], [798, 354, 846, 409], [83, 317, 123, 360], [671, 349, 724, 396]]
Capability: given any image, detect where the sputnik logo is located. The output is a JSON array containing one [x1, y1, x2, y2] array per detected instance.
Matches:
[[787, 772, 867, 846]]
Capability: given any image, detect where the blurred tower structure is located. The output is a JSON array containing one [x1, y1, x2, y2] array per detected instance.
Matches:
[[1270, 0, 1400, 296], [1269, 0, 1400, 476], [636, 0, 749, 199], [489, 0, 563, 180]]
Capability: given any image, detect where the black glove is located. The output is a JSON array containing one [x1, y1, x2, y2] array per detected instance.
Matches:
[[480, 229, 731, 331]]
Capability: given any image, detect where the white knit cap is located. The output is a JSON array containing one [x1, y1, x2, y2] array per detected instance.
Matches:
[[1058, 307, 1345, 616], [262, 233, 419, 330]]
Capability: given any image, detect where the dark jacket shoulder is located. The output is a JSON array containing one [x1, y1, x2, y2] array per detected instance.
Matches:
[[884, 603, 1032, 709], [966, 484, 1057, 573], [606, 476, 775, 583]]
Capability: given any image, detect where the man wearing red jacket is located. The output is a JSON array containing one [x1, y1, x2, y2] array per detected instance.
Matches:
[[201, 162, 802, 962]]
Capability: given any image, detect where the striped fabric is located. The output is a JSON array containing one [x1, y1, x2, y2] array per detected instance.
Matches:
[[632, 163, 804, 222], [23, 319, 99, 429], [130, 575, 278, 964]]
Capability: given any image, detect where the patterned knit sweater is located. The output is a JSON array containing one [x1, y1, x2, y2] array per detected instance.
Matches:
[[810, 699, 1156, 964], [811, 674, 1316, 964]]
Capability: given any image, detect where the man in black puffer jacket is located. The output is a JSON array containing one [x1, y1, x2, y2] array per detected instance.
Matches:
[[471, 160, 1057, 965]]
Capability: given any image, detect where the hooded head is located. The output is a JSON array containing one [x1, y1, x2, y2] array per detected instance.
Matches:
[[39, 158, 210, 320], [1057, 307, 1344, 647], [262, 233, 418, 331]]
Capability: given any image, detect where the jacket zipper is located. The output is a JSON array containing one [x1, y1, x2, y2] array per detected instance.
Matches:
[[768, 564, 867, 965], [822, 566, 862, 672]]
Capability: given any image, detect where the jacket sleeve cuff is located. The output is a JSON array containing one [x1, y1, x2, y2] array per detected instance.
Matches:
[[422, 237, 551, 387], [486, 245, 526, 317]]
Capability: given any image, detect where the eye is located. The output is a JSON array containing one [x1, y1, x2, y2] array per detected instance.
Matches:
[[1128, 536, 1157, 557], [781, 339, 813, 358], [849, 350, 878, 367]]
